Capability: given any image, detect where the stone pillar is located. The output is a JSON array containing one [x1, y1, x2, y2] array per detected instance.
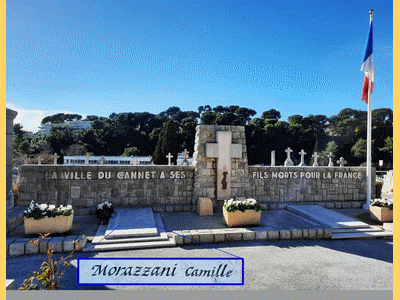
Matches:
[[6, 108, 18, 209], [192, 125, 250, 210]]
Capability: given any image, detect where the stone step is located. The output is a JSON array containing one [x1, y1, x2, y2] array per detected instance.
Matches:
[[331, 231, 393, 240], [94, 214, 168, 245], [332, 226, 384, 234], [287, 205, 370, 229], [105, 207, 158, 238], [82, 238, 176, 252], [83, 211, 176, 252], [94, 233, 169, 244]]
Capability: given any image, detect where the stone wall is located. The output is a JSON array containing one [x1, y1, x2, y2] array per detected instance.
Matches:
[[18, 165, 195, 214], [17, 125, 376, 214], [248, 166, 376, 210], [6, 108, 18, 209]]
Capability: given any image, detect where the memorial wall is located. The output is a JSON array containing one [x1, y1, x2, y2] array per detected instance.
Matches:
[[17, 125, 375, 214]]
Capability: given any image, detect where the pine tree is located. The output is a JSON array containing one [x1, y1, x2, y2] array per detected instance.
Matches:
[[152, 120, 180, 165], [319, 141, 338, 166]]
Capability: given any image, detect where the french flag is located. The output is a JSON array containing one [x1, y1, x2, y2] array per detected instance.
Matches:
[[360, 18, 374, 104]]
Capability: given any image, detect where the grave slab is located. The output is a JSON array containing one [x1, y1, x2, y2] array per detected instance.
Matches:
[[105, 207, 158, 238], [259, 210, 323, 230], [287, 205, 370, 229]]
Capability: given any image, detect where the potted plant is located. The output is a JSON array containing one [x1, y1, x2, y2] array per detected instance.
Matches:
[[96, 201, 114, 224], [370, 198, 393, 222], [223, 198, 262, 227], [24, 201, 74, 235]]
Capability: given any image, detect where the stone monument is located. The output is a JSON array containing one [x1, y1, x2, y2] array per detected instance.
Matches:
[[298, 149, 307, 167], [192, 125, 249, 208], [381, 170, 393, 199], [271, 150, 275, 166], [337, 157, 347, 167], [327, 152, 334, 167], [312, 152, 319, 167], [284, 147, 294, 166]]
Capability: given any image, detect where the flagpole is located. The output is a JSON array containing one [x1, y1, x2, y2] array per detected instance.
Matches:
[[364, 79, 372, 209], [363, 9, 374, 210]]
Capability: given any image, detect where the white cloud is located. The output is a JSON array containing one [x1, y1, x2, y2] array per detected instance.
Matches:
[[6, 103, 87, 133]]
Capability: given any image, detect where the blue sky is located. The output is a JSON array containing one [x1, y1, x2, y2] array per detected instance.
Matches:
[[6, 0, 393, 132]]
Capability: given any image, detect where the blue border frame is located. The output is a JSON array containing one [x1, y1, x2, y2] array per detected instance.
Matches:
[[77, 257, 245, 286]]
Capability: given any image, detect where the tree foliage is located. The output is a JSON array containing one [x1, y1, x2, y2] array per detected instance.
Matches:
[[41, 113, 82, 124], [152, 120, 181, 165], [15, 106, 392, 169]]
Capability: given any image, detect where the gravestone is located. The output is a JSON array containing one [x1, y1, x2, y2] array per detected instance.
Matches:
[[327, 152, 334, 167], [284, 147, 294, 166], [337, 157, 347, 167], [271, 150, 275, 166], [381, 170, 393, 199], [6, 108, 18, 209], [298, 149, 307, 166], [166, 153, 173, 166], [312, 152, 319, 167], [53, 153, 60, 165]]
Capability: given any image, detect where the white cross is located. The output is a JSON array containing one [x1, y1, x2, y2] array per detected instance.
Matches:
[[166, 153, 173, 165], [85, 152, 91, 165], [100, 155, 106, 165], [38, 155, 43, 165], [271, 150, 275, 166], [327, 152, 334, 167], [206, 131, 242, 200], [337, 157, 347, 167], [312, 152, 319, 167], [130, 156, 137, 166], [53, 153, 60, 165], [298, 149, 307, 166], [284, 147, 294, 166]]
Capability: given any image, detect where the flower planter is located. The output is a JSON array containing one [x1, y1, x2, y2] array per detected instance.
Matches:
[[370, 205, 393, 223], [24, 214, 74, 235], [223, 207, 261, 227]]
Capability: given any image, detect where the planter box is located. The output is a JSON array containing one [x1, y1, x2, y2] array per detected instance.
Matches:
[[24, 214, 74, 235], [370, 205, 393, 223], [223, 207, 261, 227]]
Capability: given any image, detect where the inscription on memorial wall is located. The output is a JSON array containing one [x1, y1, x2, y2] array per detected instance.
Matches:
[[44, 170, 188, 180], [252, 171, 363, 180]]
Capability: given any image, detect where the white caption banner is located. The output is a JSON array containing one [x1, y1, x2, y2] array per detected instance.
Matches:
[[78, 257, 244, 285]]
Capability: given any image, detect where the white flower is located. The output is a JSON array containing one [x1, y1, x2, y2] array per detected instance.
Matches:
[[39, 204, 48, 210], [247, 198, 257, 205], [66, 205, 72, 210], [48, 204, 56, 210]]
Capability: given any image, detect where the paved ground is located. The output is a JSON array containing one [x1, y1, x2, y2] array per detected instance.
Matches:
[[6, 208, 384, 241], [7, 208, 393, 290], [7, 238, 393, 290]]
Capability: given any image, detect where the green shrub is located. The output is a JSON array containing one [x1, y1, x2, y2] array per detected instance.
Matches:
[[375, 182, 383, 198]]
